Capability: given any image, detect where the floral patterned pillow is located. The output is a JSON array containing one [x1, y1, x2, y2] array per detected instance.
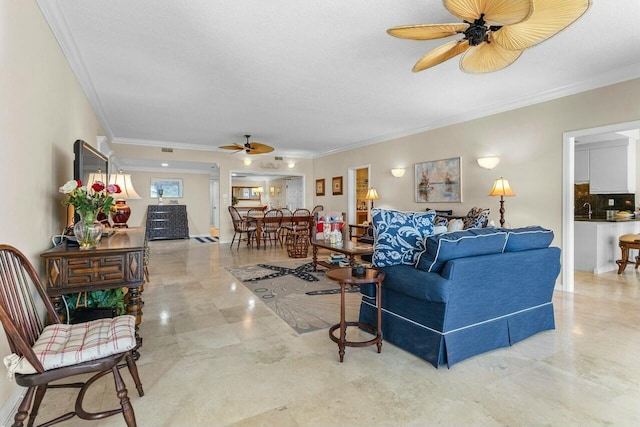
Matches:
[[371, 209, 436, 267], [462, 207, 490, 229]]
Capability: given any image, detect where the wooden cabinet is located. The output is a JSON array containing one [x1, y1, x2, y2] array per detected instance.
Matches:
[[146, 205, 190, 240], [588, 139, 636, 194]]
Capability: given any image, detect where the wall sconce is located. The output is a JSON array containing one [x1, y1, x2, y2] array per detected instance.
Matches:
[[391, 168, 406, 178], [477, 156, 500, 170]]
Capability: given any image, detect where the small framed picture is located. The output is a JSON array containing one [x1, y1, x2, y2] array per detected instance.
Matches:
[[332, 176, 343, 195], [151, 178, 183, 198], [316, 179, 325, 196]]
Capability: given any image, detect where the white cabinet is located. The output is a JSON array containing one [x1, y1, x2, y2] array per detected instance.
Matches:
[[574, 149, 589, 183], [588, 139, 636, 194]]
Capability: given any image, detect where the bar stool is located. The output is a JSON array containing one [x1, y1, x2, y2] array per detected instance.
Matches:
[[615, 234, 640, 274]]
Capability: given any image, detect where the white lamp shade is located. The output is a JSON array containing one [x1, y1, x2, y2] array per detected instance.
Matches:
[[365, 188, 379, 200], [108, 173, 141, 199], [488, 177, 515, 197]]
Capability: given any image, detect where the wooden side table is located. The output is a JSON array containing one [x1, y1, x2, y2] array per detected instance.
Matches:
[[326, 267, 385, 362]]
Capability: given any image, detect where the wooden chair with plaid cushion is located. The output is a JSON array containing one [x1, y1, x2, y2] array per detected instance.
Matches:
[[0, 244, 144, 427]]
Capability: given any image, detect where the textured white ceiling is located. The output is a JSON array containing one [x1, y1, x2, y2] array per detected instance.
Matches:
[[37, 0, 640, 159]]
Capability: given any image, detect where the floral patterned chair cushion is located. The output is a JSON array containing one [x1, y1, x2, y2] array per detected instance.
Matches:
[[371, 208, 436, 267]]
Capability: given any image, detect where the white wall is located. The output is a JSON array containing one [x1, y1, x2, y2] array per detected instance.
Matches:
[[0, 0, 104, 408], [313, 79, 640, 248]]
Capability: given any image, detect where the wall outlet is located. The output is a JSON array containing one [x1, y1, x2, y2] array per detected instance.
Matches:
[[608, 199, 615, 206]]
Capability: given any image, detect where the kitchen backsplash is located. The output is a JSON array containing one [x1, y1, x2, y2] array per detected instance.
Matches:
[[575, 183, 635, 218]]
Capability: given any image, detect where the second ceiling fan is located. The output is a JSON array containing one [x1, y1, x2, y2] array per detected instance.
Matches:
[[219, 135, 274, 155]]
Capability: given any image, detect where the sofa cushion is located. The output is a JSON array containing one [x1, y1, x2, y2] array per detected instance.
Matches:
[[416, 228, 508, 273], [503, 226, 554, 252], [372, 208, 436, 267], [462, 207, 490, 229]]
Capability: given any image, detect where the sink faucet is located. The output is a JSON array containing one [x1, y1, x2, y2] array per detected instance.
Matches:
[[583, 202, 592, 219]]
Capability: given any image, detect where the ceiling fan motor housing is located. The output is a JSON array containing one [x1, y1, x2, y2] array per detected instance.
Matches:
[[464, 15, 493, 46]]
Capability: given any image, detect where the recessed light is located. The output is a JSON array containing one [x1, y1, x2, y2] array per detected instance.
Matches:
[[161, 163, 169, 167]]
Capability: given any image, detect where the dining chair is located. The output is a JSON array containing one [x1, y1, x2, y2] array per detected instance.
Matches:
[[278, 208, 293, 245], [228, 206, 257, 248], [262, 209, 284, 248], [0, 244, 144, 427]]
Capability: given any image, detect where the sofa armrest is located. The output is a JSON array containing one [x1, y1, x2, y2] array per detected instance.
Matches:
[[379, 265, 451, 303]]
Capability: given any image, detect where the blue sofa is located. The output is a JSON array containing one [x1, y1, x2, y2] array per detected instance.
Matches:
[[359, 226, 561, 368]]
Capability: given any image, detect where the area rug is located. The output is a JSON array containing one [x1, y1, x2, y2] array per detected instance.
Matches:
[[194, 236, 218, 243], [225, 260, 362, 334]]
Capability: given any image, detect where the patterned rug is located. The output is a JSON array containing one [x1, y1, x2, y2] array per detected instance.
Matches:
[[225, 260, 361, 334], [194, 236, 218, 243]]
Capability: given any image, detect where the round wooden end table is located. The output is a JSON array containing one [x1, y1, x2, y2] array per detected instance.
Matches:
[[325, 267, 385, 362]]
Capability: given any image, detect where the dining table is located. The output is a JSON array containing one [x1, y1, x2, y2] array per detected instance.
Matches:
[[244, 213, 313, 248]]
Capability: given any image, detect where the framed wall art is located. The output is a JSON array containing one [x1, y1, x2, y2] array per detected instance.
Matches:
[[414, 157, 461, 203], [150, 178, 183, 198], [332, 176, 343, 195], [315, 179, 325, 196]]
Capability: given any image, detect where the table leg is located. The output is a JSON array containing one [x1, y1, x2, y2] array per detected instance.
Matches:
[[339, 280, 346, 363], [126, 286, 144, 360], [376, 280, 383, 353], [255, 221, 262, 248], [312, 245, 319, 271]]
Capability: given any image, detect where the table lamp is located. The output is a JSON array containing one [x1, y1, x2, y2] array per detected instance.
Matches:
[[488, 177, 515, 227], [108, 171, 141, 228], [365, 188, 379, 223]]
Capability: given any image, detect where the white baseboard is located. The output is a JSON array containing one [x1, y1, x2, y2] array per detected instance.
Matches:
[[0, 385, 25, 427]]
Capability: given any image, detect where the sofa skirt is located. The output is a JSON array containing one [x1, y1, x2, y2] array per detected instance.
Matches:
[[359, 296, 555, 368]]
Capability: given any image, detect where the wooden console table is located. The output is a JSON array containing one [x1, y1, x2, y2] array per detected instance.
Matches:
[[40, 228, 146, 358]]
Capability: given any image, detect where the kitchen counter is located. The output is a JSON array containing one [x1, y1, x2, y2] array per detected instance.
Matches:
[[574, 220, 640, 273], [575, 217, 640, 222]]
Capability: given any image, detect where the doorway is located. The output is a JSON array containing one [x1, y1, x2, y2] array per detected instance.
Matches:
[[347, 164, 370, 225], [562, 119, 640, 292]]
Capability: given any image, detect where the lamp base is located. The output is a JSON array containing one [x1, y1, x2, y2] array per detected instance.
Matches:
[[111, 199, 131, 228]]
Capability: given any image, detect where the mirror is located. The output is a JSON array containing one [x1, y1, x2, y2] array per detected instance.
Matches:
[[232, 186, 262, 200]]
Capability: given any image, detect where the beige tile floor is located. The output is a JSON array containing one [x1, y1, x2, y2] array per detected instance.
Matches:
[[34, 240, 640, 426]]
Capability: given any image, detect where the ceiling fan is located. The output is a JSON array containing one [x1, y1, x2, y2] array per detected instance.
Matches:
[[388, 0, 591, 74], [219, 134, 274, 155]]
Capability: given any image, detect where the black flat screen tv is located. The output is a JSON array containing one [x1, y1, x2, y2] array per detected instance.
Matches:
[[73, 139, 108, 184]]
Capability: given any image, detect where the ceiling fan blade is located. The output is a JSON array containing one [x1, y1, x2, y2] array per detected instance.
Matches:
[[444, 0, 532, 26], [246, 142, 274, 154], [459, 34, 523, 73], [413, 40, 470, 72], [219, 144, 245, 150], [387, 23, 468, 40], [491, 0, 591, 51]]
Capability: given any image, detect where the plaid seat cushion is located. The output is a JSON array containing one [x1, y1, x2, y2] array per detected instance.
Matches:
[[6, 315, 136, 375]]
